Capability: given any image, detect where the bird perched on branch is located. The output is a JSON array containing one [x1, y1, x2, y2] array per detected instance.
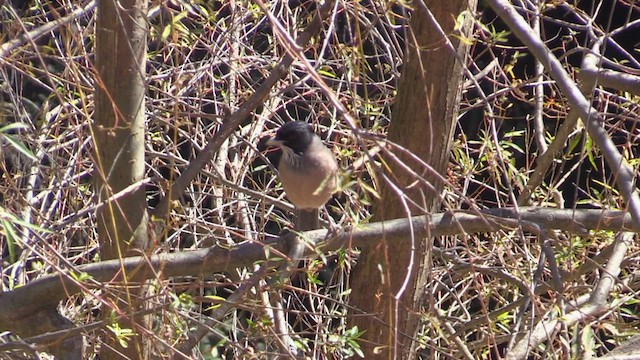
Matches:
[[260, 121, 338, 230]]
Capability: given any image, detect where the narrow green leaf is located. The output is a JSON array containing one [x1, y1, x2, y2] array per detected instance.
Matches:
[[0, 122, 30, 133], [1, 133, 38, 161], [1, 219, 18, 263]]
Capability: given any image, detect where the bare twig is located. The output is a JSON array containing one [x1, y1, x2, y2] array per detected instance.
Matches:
[[505, 232, 634, 360], [0, 1, 96, 59], [0, 207, 635, 328], [150, 0, 338, 221], [488, 0, 640, 228], [174, 266, 269, 357]]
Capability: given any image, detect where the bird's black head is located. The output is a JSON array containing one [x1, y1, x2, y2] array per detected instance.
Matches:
[[272, 121, 316, 154]]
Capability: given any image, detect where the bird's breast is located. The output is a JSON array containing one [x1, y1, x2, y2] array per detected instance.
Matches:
[[278, 149, 338, 210]]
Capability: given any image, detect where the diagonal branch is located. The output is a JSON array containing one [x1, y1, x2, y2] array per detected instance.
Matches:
[[0, 207, 636, 329], [504, 232, 634, 360], [487, 0, 640, 228], [0, 1, 97, 59], [150, 0, 337, 220]]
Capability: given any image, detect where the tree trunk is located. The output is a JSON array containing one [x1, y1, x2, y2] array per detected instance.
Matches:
[[94, 0, 149, 358], [349, 1, 476, 358]]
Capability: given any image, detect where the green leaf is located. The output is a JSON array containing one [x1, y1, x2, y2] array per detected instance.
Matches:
[[70, 271, 93, 282], [0, 208, 52, 234], [106, 323, 134, 348], [0, 122, 30, 133], [318, 67, 337, 78], [1, 133, 38, 161], [204, 295, 226, 310], [1, 219, 18, 263]]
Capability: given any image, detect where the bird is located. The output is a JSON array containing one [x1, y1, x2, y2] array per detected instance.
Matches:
[[261, 121, 338, 231]]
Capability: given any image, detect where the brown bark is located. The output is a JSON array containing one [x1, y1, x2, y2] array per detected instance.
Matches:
[[94, 0, 149, 358], [0, 208, 635, 336], [349, 1, 476, 358]]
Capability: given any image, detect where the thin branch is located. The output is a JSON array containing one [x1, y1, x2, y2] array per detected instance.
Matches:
[[0, 207, 635, 329], [488, 0, 640, 228], [174, 266, 269, 357], [505, 232, 634, 360], [150, 0, 337, 221], [0, 1, 97, 59]]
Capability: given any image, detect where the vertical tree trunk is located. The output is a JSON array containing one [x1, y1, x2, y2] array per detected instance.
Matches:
[[94, 0, 149, 358], [349, 1, 476, 358]]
